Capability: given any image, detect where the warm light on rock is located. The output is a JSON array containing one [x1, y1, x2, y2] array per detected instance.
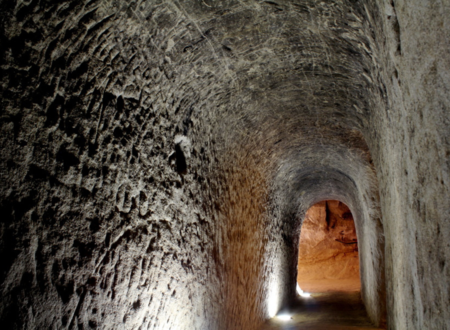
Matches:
[[276, 313, 292, 321], [298, 201, 360, 293], [296, 284, 311, 298]]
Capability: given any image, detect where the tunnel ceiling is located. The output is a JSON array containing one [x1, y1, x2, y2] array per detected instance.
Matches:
[[1, 0, 382, 242]]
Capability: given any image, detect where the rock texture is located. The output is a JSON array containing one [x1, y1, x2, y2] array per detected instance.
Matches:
[[0, 1, 449, 330], [297, 201, 360, 292]]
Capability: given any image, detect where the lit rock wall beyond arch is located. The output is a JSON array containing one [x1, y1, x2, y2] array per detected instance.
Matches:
[[0, 1, 449, 330], [297, 201, 360, 291]]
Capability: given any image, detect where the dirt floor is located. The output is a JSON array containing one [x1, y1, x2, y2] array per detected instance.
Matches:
[[299, 278, 361, 293], [262, 291, 384, 330]]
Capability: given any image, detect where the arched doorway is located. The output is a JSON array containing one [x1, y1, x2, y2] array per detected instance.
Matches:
[[297, 200, 360, 293]]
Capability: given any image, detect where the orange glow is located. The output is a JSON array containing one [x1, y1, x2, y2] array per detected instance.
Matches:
[[297, 201, 360, 292]]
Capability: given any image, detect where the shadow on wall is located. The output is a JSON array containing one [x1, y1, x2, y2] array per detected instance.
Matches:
[[298, 201, 360, 293]]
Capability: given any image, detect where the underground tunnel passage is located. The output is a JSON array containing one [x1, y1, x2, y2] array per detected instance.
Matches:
[[261, 200, 385, 329], [1, 0, 450, 329]]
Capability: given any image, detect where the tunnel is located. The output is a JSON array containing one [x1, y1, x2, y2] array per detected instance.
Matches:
[[0, 1, 449, 329]]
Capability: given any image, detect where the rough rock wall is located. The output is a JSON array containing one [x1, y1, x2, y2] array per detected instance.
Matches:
[[297, 201, 359, 284], [0, 1, 235, 329], [367, 1, 450, 329], [0, 1, 288, 328]]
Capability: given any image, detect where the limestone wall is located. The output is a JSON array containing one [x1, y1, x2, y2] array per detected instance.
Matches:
[[368, 1, 450, 329]]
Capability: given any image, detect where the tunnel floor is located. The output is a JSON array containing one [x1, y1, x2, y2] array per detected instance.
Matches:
[[262, 291, 384, 330]]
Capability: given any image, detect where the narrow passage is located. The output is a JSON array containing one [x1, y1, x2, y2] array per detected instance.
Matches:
[[262, 292, 384, 330], [263, 201, 383, 329]]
